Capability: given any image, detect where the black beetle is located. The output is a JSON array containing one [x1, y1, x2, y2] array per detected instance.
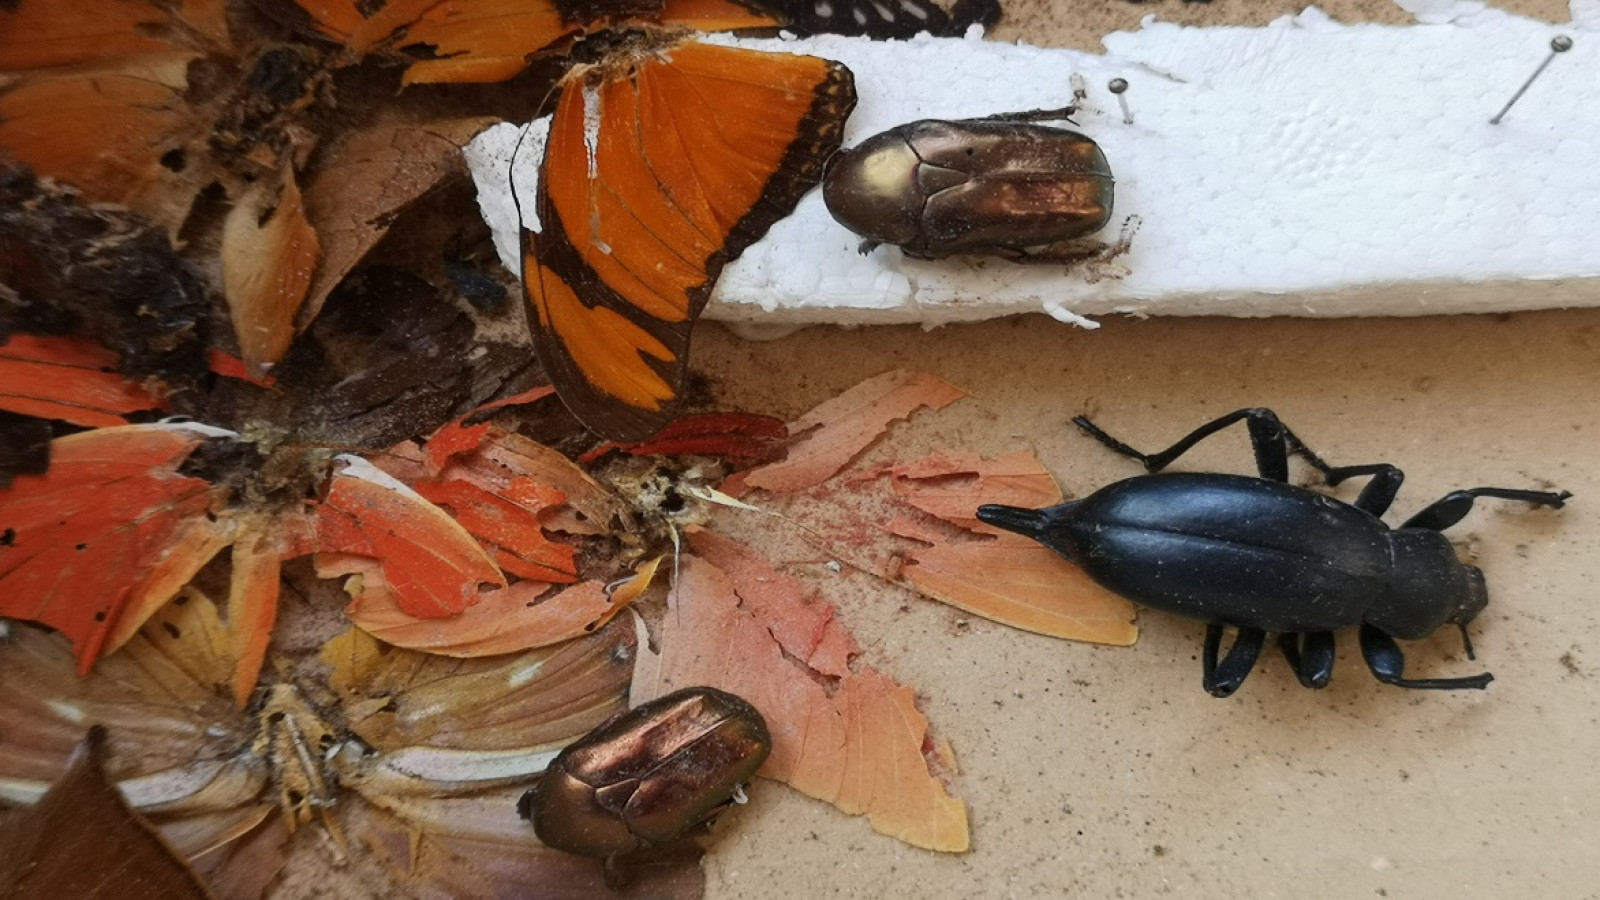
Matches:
[[821, 107, 1115, 262], [518, 686, 771, 858], [976, 408, 1570, 697]]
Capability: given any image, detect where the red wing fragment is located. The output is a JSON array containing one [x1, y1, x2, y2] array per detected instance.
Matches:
[[420, 386, 558, 474], [0, 335, 166, 427], [315, 455, 505, 619], [580, 412, 788, 467], [733, 371, 965, 495], [410, 478, 576, 583], [0, 424, 225, 671]]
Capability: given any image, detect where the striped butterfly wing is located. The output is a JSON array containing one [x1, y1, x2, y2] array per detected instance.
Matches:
[[524, 38, 855, 441]]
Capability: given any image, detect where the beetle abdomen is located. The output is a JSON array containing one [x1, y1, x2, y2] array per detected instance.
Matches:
[[1063, 474, 1390, 632]]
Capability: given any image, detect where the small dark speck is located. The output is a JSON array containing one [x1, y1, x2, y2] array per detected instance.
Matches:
[[93, 610, 108, 622], [1151, 845, 1168, 857], [1560, 652, 1583, 676], [1377, 890, 1388, 897], [162, 622, 182, 640], [1398, 770, 1410, 782], [75, 542, 88, 551], [0, 528, 13, 546]]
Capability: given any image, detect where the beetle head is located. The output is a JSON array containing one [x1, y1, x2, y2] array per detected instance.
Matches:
[[1449, 565, 1490, 626], [822, 129, 928, 248]]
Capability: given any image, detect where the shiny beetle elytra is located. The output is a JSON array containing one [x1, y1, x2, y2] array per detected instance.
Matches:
[[518, 686, 771, 858], [822, 107, 1114, 262], [977, 409, 1570, 698]]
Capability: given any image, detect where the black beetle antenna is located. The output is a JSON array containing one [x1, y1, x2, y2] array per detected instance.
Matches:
[[1458, 623, 1478, 661]]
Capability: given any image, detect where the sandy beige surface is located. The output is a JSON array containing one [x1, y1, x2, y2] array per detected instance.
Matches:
[[684, 2, 1598, 898], [693, 310, 1598, 899]]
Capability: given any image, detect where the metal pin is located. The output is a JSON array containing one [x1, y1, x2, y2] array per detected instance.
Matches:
[[1489, 35, 1573, 125], [1108, 78, 1133, 125]]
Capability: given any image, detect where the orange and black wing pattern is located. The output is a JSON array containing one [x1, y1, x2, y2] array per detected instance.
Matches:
[[523, 38, 855, 441]]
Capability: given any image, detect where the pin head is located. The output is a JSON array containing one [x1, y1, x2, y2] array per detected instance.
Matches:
[[1488, 34, 1574, 125], [1108, 78, 1129, 95]]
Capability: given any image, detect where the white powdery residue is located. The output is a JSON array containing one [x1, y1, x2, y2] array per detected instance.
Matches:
[[464, 119, 551, 278], [507, 658, 546, 688], [582, 83, 603, 179], [153, 419, 240, 440]]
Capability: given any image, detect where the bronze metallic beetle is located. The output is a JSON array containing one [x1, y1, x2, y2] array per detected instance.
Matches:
[[822, 107, 1115, 262], [518, 686, 771, 858]]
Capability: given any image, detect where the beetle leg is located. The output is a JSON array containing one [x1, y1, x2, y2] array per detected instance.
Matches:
[[998, 240, 1108, 267], [1358, 624, 1494, 690], [1277, 632, 1337, 689], [1074, 408, 1293, 481], [1309, 464, 1405, 516], [1202, 624, 1265, 698], [1402, 487, 1572, 531]]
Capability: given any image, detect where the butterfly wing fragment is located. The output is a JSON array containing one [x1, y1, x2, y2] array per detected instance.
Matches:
[[0, 728, 212, 900], [321, 618, 687, 893], [884, 451, 1137, 645], [730, 370, 966, 495], [340, 554, 659, 657], [345, 793, 705, 900], [221, 170, 322, 376], [0, 424, 226, 670], [524, 39, 856, 441], [0, 0, 225, 230], [0, 335, 167, 428], [298, 118, 497, 327], [316, 455, 506, 619], [0, 594, 284, 898], [632, 531, 968, 852], [322, 614, 636, 754]]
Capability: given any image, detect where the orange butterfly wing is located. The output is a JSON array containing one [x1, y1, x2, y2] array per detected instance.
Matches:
[[274, 0, 777, 84], [524, 39, 856, 440]]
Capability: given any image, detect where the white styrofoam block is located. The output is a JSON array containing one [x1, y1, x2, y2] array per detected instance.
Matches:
[[466, 7, 1599, 331]]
